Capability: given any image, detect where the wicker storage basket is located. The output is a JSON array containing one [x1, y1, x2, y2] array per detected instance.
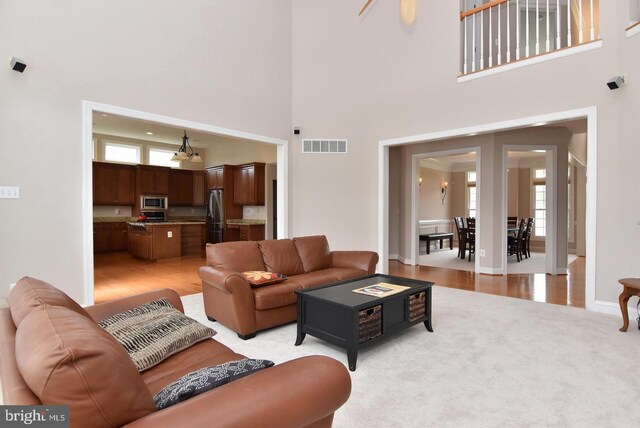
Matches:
[[408, 291, 426, 322], [358, 305, 382, 343]]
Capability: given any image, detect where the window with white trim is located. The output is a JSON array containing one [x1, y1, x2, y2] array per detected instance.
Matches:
[[533, 168, 546, 237], [104, 141, 141, 164], [149, 148, 181, 168], [467, 171, 477, 218]]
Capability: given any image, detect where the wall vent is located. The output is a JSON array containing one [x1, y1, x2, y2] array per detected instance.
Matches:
[[302, 139, 348, 154]]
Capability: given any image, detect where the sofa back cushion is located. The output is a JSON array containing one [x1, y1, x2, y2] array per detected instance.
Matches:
[[258, 239, 305, 276], [292, 235, 332, 273], [15, 306, 156, 428], [206, 241, 266, 272], [8, 276, 91, 327]]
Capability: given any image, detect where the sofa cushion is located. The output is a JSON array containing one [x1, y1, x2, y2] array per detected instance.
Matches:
[[288, 268, 368, 289], [258, 239, 305, 276], [15, 306, 155, 428], [253, 280, 302, 310], [8, 276, 91, 327], [206, 241, 266, 272], [242, 271, 288, 287], [292, 235, 332, 273], [153, 358, 275, 410], [98, 298, 217, 372]]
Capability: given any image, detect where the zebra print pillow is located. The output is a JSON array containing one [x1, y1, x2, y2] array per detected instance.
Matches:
[[98, 298, 216, 372]]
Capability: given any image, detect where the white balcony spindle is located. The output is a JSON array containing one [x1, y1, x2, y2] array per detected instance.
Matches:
[[526, 0, 530, 57], [579, 0, 583, 43], [567, 0, 572, 47], [472, 13, 476, 72], [590, 0, 595, 40], [498, 4, 502, 65], [556, 0, 561, 49], [516, 0, 521, 60], [536, 0, 540, 55], [489, 7, 493, 67], [507, 1, 511, 62], [464, 16, 468, 74], [480, 10, 484, 70], [546, 0, 550, 52]]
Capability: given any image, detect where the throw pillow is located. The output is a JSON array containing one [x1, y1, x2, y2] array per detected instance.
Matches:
[[153, 358, 275, 409], [242, 271, 288, 287], [98, 298, 217, 372]]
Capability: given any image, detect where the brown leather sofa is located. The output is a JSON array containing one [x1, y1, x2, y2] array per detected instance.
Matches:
[[0, 277, 351, 428], [198, 235, 379, 339]]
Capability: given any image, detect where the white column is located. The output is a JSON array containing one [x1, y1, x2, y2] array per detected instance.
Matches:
[[546, 0, 550, 52], [516, 0, 521, 60], [556, 0, 561, 48], [464, 16, 468, 74], [507, 1, 511, 62], [567, 0, 572, 47], [498, 3, 502, 65], [489, 7, 493, 67]]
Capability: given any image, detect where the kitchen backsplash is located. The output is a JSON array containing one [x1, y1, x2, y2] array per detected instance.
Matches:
[[93, 206, 133, 218], [243, 206, 267, 220], [169, 206, 206, 217]]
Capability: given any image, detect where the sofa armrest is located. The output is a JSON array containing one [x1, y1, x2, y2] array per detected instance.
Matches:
[[198, 266, 252, 295], [86, 289, 184, 322], [122, 355, 351, 428], [331, 251, 379, 274]]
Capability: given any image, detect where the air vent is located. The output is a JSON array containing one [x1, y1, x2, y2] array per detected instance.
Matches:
[[302, 139, 348, 154]]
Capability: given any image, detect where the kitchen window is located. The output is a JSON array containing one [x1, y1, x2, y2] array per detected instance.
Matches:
[[149, 148, 181, 168], [104, 141, 141, 164]]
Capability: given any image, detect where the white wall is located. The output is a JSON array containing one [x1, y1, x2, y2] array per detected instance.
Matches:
[[292, 1, 638, 304], [0, 0, 292, 302]]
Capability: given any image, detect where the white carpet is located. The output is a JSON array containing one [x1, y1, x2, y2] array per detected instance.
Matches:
[[182, 289, 640, 427], [418, 247, 579, 274]]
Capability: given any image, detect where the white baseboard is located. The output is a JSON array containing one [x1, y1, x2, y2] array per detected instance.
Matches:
[[590, 298, 640, 318], [388, 253, 399, 260], [477, 267, 504, 275]]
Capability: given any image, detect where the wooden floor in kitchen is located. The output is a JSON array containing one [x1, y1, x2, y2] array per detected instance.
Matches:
[[94, 251, 585, 308]]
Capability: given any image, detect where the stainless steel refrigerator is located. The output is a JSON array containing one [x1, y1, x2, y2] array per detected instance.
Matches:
[[206, 189, 224, 244]]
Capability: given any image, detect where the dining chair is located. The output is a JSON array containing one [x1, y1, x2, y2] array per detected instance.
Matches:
[[465, 217, 476, 262], [507, 216, 518, 228], [507, 218, 527, 262], [523, 217, 534, 258], [453, 216, 465, 258]]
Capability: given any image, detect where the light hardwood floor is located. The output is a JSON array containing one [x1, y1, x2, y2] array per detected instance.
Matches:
[[94, 252, 585, 307]]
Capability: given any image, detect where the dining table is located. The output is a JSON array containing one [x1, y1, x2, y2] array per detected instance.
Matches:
[[458, 226, 521, 260]]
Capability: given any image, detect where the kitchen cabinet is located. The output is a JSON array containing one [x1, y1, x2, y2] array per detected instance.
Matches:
[[192, 171, 206, 206], [169, 170, 194, 206], [233, 163, 265, 206], [226, 223, 265, 242], [93, 222, 128, 252], [206, 165, 229, 189], [93, 162, 135, 205], [137, 165, 169, 195], [181, 224, 205, 257], [151, 225, 182, 259], [128, 226, 152, 259]]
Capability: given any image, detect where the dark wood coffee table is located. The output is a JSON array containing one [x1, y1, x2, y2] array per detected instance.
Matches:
[[295, 274, 433, 371]]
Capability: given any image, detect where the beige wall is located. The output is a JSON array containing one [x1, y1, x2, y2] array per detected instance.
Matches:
[[518, 168, 532, 220], [0, 0, 292, 302], [204, 138, 277, 168], [418, 167, 452, 221], [451, 171, 467, 219], [507, 168, 519, 217]]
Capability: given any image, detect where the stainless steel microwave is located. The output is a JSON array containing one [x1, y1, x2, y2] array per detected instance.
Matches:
[[140, 195, 168, 210]]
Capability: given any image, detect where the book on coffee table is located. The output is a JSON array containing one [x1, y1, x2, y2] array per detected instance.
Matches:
[[352, 283, 410, 298]]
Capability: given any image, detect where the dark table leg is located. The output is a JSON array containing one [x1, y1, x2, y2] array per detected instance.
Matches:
[[295, 297, 306, 345], [424, 319, 433, 332], [619, 287, 632, 332], [426, 237, 430, 255], [439, 238, 443, 249], [424, 287, 433, 332], [347, 347, 358, 372], [449, 237, 453, 250]]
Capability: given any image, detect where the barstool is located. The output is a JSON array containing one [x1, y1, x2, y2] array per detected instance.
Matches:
[[618, 278, 640, 332]]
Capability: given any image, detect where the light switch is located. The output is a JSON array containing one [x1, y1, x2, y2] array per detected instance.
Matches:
[[168, 231, 173, 238], [0, 186, 20, 199]]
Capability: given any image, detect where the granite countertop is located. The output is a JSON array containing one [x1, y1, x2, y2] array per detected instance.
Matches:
[[127, 221, 206, 227], [94, 217, 136, 223], [226, 219, 266, 225]]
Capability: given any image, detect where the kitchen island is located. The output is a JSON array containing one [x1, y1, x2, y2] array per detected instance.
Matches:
[[127, 221, 206, 260]]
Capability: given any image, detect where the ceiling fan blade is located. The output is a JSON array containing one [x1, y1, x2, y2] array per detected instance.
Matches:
[[359, 0, 375, 16]]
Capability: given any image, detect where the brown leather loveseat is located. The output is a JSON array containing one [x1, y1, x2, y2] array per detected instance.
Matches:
[[0, 277, 352, 428], [198, 235, 379, 339]]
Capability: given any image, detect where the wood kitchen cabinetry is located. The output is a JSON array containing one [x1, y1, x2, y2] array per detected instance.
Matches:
[[206, 165, 230, 189], [93, 162, 135, 206], [233, 162, 265, 206], [128, 227, 152, 259], [192, 171, 206, 206], [137, 165, 169, 195], [226, 223, 265, 242], [181, 224, 206, 257], [169, 170, 194, 206], [93, 222, 128, 252]]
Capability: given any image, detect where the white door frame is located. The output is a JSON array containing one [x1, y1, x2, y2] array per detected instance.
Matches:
[[82, 101, 289, 306], [411, 148, 481, 270], [378, 106, 598, 311]]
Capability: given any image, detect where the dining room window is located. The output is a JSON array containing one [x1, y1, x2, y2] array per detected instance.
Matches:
[[467, 171, 477, 218], [533, 168, 546, 237]]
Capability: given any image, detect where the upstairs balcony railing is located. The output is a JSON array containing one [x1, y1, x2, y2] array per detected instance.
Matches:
[[460, 0, 600, 75]]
